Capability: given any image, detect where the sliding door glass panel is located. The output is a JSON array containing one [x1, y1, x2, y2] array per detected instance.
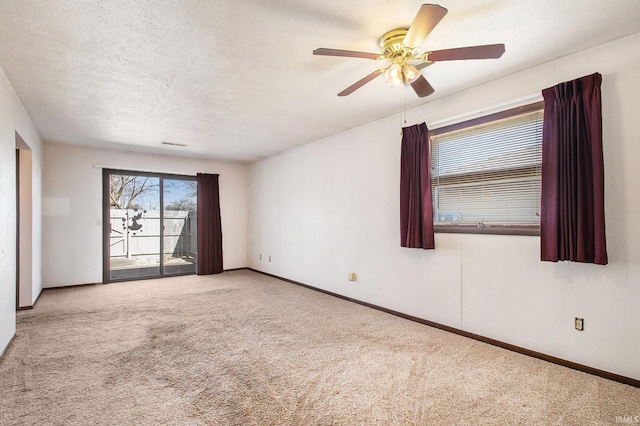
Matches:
[[109, 174, 161, 280], [162, 179, 197, 275]]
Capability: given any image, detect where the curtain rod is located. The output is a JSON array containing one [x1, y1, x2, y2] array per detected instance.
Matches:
[[93, 164, 197, 176]]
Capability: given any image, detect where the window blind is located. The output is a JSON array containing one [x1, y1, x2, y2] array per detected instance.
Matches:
[[431, 109, 543, 227]]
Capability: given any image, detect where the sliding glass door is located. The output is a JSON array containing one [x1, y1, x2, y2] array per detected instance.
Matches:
[[162, 179, 197, 276], [103, 170, 197, 282]]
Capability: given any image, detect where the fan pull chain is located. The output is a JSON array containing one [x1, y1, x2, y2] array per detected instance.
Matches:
[[402, 86, 407, 124], [400, 85, 407, 135], [400, 103, 403, 136], [404, 86, 407, 124]]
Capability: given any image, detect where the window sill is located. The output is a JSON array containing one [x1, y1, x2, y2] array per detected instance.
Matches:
[[434, 224, 540, 236]]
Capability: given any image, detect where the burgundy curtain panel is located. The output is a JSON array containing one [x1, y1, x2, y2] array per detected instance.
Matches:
[[197, 173, 224, 274], [400, 122, 435, 249], [540, 73, 608, 265]]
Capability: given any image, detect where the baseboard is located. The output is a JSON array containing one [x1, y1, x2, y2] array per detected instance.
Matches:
[[248, 268, 640, 389], [44, 269, 248, 289], [45, 270, 246, 289], [43, 282, 100, 291], [0, 334, 17, 364]]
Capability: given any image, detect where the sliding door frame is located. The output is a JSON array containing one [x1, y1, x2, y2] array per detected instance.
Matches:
[[102, 168, 197, 283]]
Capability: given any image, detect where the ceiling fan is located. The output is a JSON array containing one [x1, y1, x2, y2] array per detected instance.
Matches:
[[313, 3, 505, 97]]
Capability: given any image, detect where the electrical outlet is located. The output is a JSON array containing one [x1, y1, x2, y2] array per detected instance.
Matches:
[[259, 254, 262, 260], [575, 317, 584, 331], [268, 256, 271, 262]]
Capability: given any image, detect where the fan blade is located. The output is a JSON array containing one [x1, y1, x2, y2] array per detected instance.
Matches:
[[427, 44, 505, 61], [403, 4, 448, 48], [411, 74, 435, 98], [313, 48, 380, 60], [338, 69, 384, 96]]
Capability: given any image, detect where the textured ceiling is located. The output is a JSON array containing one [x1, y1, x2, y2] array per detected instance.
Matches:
[[1, 1, 640, 162]]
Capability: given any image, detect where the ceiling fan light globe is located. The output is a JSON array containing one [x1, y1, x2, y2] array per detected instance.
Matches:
[[403, 65, 420, 84], [384, 63, 404, 87]]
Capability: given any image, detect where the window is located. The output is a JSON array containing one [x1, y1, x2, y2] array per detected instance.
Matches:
[[430, 102, 543, 235]]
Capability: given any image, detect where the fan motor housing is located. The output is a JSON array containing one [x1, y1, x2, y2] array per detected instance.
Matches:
[[380, 28, 418, 61]]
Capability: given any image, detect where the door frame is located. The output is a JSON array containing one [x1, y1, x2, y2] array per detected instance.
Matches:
[[102, 168, 197, 283], [15, 149, 20, 309]]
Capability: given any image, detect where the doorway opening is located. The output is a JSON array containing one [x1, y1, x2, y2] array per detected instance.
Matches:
[[103, 169, 197, 283], [16, 132, 33, 310]]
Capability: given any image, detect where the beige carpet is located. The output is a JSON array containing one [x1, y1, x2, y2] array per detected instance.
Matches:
[[1, 270, 638, 425]]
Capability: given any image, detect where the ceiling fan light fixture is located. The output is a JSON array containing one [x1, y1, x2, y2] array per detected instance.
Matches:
[[384, 63, 404, 87], [403, 64, 420, 84], [314, 4, 505, 97]]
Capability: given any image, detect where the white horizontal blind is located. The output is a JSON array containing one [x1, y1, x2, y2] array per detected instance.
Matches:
[[431, 109, 543, 226]]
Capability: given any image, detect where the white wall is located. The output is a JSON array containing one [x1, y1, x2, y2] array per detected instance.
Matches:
[[249, 34, 640, 380], [42, 143, 248, 287], [0, 67, 43, 355]]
